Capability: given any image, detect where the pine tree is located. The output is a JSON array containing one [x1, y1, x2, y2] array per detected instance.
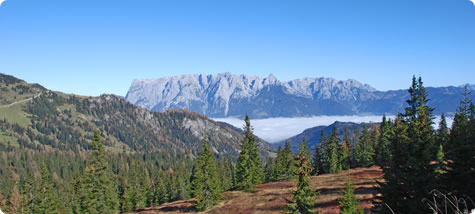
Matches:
[[378, 76, 437, 213], [80, 131, 119, 214], [375, 115, 392, 167], [339, 177, 362, 214], [236, 114, 263, 192], [327, 126, 341, 173], [312, 143, 323, 176], [286, 139, 317, 214], [445, 86, 475, 205], [191, 136, 221, 211], [36, 161, 58, 213], [121, 160, 147, 212], [355, 126, 375, 167], [315, 130, 327, 174], [341, 128, 351, 170], [436, 113, 449, 147], [283, 141, 294, 179]]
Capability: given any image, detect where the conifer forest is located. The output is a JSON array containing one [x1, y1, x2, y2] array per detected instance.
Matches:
[[0, 74, 474, 213]]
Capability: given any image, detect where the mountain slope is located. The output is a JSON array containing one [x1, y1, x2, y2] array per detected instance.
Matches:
[[275, 121, 378, 153], [126, 73, 474, 119], [0, 73, 272, 159]]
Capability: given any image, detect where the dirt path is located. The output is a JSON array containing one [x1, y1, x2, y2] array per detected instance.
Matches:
[[135, 166, 383, 214], [0, 93, 41, 108]]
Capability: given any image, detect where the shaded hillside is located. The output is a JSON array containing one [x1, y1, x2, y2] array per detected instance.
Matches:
[[135, 166, 383, 214], [0, 73, 272, 159], [275, 121, 379, 153]]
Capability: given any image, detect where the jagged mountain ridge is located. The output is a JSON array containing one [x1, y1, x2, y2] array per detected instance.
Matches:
[[0, 73, 272, 159], [126, 73, 474, 119]]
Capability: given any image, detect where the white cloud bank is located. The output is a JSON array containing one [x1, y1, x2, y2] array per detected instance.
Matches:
[[214, 115, 453, 143], [0, 0, 5, 6]]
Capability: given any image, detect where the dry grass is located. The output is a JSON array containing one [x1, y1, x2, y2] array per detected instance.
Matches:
[[135, 166, 383, 214]]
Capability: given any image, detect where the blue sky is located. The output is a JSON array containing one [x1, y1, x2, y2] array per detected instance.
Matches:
[[0, 0, 474, 96]]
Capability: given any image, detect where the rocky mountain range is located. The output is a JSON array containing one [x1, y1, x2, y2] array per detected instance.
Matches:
[[0, 73, 272, 158], [126, 73, 474, 119]]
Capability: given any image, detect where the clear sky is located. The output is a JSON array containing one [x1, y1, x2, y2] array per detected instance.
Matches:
[[0, 0, 474, 96]]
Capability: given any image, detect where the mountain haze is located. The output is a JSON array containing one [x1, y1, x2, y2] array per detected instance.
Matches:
[[126, 73, 474, 119]]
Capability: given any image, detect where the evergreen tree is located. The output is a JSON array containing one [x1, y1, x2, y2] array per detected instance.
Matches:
[[36, 161, 58, 213], [121, 160, 147, 212], [339, 177, 362, 214], [274, 146, 286, 179], [286, 139, 317, 214], [445, 87, 475, 206], [312, 143, 323, 176], [355, 126, 375, 167], [315, 130, 327, 174], [327, 126, 341, 173], [80, 131, 119, 214], [283, 141, 294, 179], [236, 114, 263, 192], [436, 113, 449, 148], [299, 138, 311, 161], [190, 136, 221, 211], [341, 128, 351, 170], [378, 76, 437, 213], [375, 115, 392, 167]]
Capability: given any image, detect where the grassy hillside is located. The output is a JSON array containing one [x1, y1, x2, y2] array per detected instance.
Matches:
[[0, 73, 272, 159], [136, 166, 383, 214]]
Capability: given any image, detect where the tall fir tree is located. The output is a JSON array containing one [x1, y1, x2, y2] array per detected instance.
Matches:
[[286, 139, 317, 214], [340, 128, 351, 170], [378, 76, 437, 213], [236, 114, 263, 192], [327, 126, 341, 173], [375, 115, 392, 168], [445, 86, 475, 206], [354, 126, 375, 168], [80, 131, 119, 214], [436, 113, 449, 148], [283, 141, 295, 178], [190, 136, 221, 211], [339, 177, 362, 214], [315, 130, 327, 174]]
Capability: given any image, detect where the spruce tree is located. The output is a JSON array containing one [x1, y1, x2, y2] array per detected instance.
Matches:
[[316, 130, 328, 174], [378, 76, 437, 213], [355, 126, 375, 168], [80, 131, 119, 214], [445, 87, 475, 206], [339, 177, 362, 214], [312, 143, 323, 176], [341, 128, 351, 170], [286, 139, 317, 214], [375, 115, 392, 168], [436, 113, 449, 147], [283, 141, 294, 179], [236, 114, 263, 192], [191, 136, 221, 211], [327, 126, 341, 173]]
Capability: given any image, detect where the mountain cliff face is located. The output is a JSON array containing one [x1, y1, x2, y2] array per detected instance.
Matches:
[[126, 73, 473, 119]]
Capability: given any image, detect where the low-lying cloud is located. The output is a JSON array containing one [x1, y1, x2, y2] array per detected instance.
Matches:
[[214, 115, 389, 143], [214, 115, 453, 143]]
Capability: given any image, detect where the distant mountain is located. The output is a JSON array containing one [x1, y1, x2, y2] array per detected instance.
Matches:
[[274, 121, 378, 153], [0, 73, 272, 159], [126, 73, 474, 119]]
